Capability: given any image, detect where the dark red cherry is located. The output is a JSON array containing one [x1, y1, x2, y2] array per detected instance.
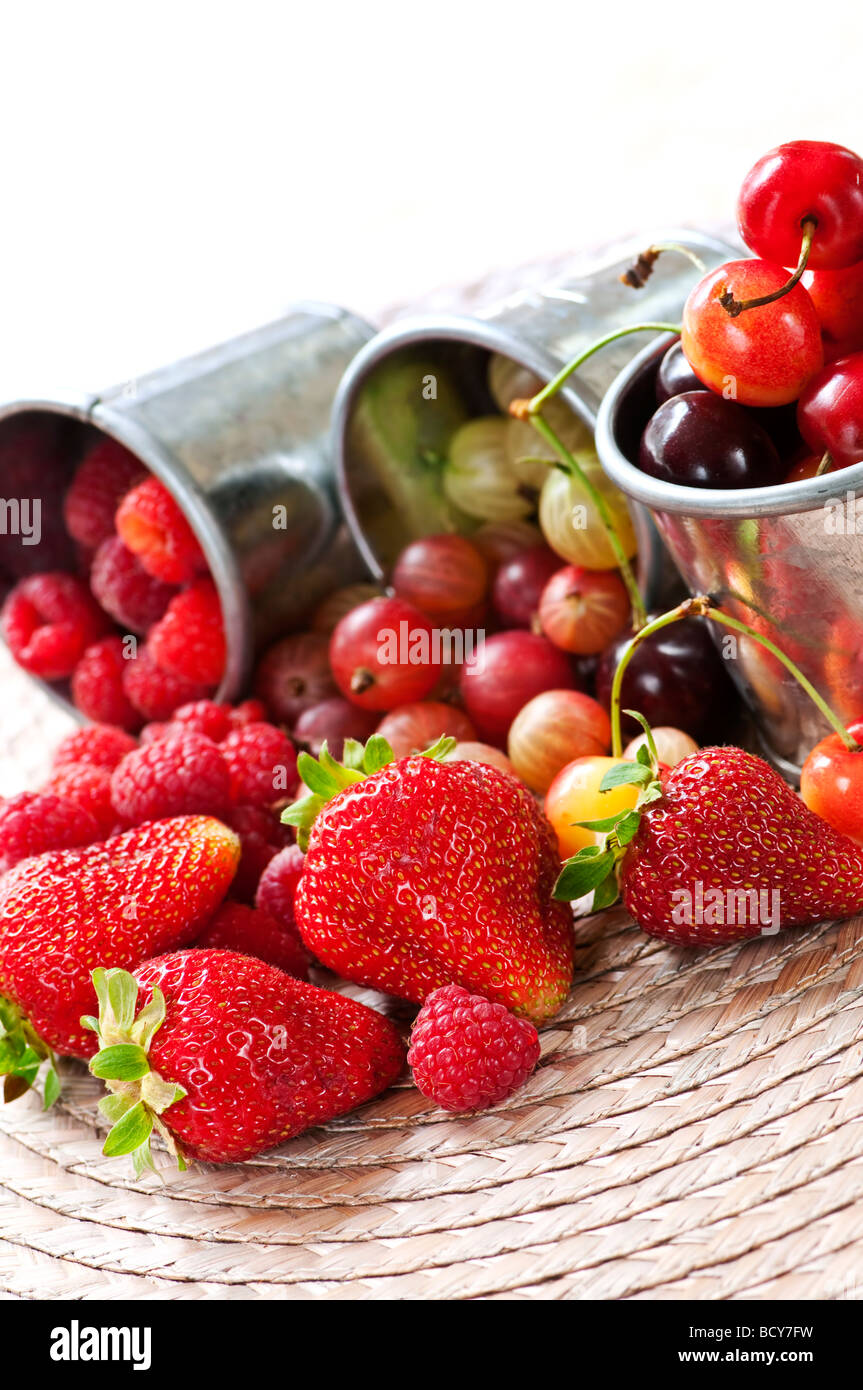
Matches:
[[738, 140, 863, 271], [639, 391, 785, 489], [655, 341, 707, 404], [596, 616, 739, 742], [797, 352, 863, 469]]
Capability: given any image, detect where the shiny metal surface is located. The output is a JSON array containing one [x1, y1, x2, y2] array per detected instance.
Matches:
[[0, 304, 374, 710], [596, 334, 863, 772], [332, 230, 736, 603]]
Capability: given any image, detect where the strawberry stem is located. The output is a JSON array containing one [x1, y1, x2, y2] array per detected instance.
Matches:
[[608, 594, 861, 757], [83, 967, 187, 1176]]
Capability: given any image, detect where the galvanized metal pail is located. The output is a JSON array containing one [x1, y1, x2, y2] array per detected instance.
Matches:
[[0, 304, 374, 712], [331, 230, 736, 607], [595, 333, 863, 775]]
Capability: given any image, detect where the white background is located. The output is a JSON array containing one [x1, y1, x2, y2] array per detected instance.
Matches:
[[1, 0, 861, 399]]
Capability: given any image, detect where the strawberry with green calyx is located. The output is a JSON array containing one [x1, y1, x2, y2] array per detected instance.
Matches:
[[84, 952, 406, 1172], [284, 733, 455, 852], [556, 729, 863, 945], [285, 735, 575, 1023], [557, 596, 863, 939], [0, 816, 240, 1103]]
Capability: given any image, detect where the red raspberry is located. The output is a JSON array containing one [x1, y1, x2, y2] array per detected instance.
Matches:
[[121, 643, 213, 722], [53, 724, 138, 772], [221, 722, 298, 807], [110, 730, 231, 825], [255, 843, 305, 939], [71, 637, 142, 731], [2, 572, 110, 681], [223, 803, 292, 901], [90, 536, 177, 634], [167, 700, 233, 742], [45, 761, 116, 837], [195, 901, 308, 979], [228, 698, 268, 730], [63, 439, 144, 550], [148, 579, 226, 686], [0, 791, 100, 873], [407, 984, 541, 1113], [115, 477, 205, 584]]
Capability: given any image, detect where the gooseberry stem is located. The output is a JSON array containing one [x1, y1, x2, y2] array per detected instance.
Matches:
[[719, 219, 817, 318], [609, 593, 860, 759], [528, 410, 647, 630]]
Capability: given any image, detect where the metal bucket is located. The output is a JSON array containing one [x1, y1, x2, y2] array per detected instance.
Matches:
[[595, 333, 863, 776], [332, 230, 736, 606], [0, 303, 374, 713]]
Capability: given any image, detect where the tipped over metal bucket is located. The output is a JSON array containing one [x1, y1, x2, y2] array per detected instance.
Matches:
[[0, 304, 374, 713], [595, 333, 863, 775], [331, 230, 737, 607]]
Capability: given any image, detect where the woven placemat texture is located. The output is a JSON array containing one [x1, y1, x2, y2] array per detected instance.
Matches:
[[2, 249, 863, 1300]]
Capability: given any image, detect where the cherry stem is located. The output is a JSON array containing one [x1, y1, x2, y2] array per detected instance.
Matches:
[[620, 242, 707, 289], [816, 450, 833, 477], [609, 594, 861, 759], [719, 219, 817, 318], [528, 410, 647, 630], [526, 322, 682, 415]]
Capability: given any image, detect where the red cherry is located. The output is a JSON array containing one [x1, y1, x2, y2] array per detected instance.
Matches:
[[801, 260, 863, 358], [492, 545, 561, 628], [738, 141, 863, 271], [459, 630, 576, 744], [391, 534, 489, 627], [800, 719, 863, 843], [797, 352, 863, 469], [682, 260, 823, 406], [329, 596, 441, 711]]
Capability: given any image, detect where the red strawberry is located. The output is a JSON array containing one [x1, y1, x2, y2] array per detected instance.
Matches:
[[287, 736, 574, 1022], [0, 816, 239, 1101], [554, 740, 863, 946], [85, 951, 405, 1169]]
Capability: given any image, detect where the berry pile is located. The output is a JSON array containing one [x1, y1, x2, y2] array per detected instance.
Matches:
[[1, 438, 222, 728]]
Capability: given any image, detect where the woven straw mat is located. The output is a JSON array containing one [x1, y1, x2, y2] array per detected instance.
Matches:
[[2, 251, 863, 1302]]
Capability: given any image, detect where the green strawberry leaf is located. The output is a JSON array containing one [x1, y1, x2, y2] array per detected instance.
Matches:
[[614, 810, 643, 847], [42, 1064, 61, 1110], [0, 992, 59, 1105], [362, 735, 395, 774], [296, 751, 342, 799], [576, 809, 635, 833], [635, 742, 653, 768], [592, 873, 621, 912], [599, 761, 652, 792], [89, 971, 187, 1177], [102, 1101, 153, 1158], [341, 738, 367, 771], [553, 848, 615, 901], [89, 1043, 151, 1082], [420, 734, 457, 761]]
